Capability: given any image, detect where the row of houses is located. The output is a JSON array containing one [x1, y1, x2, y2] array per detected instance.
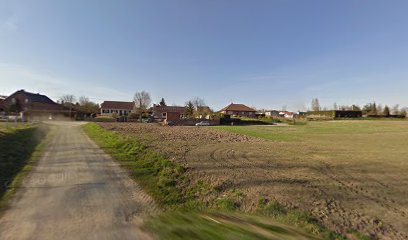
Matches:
[[1, 89, 364, 122]]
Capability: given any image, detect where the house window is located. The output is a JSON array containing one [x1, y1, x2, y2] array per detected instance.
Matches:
[[162, 112, 167, 118], [119, 110, 123, 115], [11, 98, 16, 104], [25, 98, 29, 104]]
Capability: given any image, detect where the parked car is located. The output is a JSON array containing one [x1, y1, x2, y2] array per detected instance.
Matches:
[[195, 121, 210, 126]]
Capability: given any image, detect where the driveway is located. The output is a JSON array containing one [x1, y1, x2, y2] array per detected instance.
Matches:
[[0, 121, 157, 240]]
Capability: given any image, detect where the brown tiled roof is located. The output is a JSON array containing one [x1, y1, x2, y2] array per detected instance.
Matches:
[[219, 103, 256, 112], [101, 101, 134, 110]]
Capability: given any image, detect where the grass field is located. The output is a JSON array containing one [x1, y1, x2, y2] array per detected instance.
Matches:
[[84, 123, 338, 240], [0, 123, 47, 209], [89, 121, 408, 240], [214, 121, 408, 239]]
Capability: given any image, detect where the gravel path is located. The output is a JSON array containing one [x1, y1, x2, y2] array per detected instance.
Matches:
[[0, 121, 157, 240]]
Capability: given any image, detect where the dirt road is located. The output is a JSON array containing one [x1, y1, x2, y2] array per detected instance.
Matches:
[[0, 122, 157, 240]]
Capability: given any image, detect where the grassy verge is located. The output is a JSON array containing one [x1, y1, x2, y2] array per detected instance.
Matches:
[[82, 123, 185, 207], [145, 211, 322, 240], [83, 123, 362, 240], [0, 123, 49, 210]]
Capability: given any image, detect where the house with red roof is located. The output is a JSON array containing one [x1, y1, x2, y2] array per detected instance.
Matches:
[[219, 103, 257, 117]]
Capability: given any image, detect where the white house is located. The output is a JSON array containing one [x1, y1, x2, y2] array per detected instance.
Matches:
[[100, 101, 134, 116]]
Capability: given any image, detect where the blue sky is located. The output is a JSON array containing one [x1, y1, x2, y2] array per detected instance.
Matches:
[[1, 0, 408, 111]]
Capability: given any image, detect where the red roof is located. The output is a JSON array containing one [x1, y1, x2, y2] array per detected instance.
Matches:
[[101, 101, 134, 110], [219, 103, 256, 112]]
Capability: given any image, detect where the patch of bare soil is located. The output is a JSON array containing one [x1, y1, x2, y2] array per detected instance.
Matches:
[[99, 123, 408, 240]]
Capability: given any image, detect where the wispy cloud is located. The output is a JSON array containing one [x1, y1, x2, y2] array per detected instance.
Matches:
[[0, 64, 132, 102]]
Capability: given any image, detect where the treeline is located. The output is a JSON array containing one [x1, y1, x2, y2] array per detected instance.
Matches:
[[310, 98, 407, 117], [58, 95, 100, 114]]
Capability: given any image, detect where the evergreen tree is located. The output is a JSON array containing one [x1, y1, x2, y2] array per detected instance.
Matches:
[[159, 98, 167, 106], [184, 101, 194, 117], [370, 102, 377, 115], [383, 105, 390, 117]]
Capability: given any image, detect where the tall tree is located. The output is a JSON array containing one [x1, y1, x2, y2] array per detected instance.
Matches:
[[134, 91, 151, 110], [184, 101, 194, 118], [159, 98, 167, 106], [59, 94, 76, 106], [392, 104, 400, 115], [311, 98, 320, 112], [191, 97, 206, 109], [351, 105, 361, 111], [134, 91, 151, 122], [376, 104, 383, 115], [333, 102, 338, 110], [78, 96, 99, 114], [400, 107, 407, 117], [59, 94, 76, 118], [383, 105, 390, 117]]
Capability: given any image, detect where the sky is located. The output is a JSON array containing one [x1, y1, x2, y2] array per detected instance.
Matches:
[[1, 0, 408, 111]]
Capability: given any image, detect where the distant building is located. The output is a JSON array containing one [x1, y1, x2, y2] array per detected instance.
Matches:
[[100, 101, 134, 116], [264, 110, 280, 117], [0, 95, 7, 112], [152, 105, 185, 122], [1, 90, 65, 119], [279, 111, 295, 119], [219, 103, 256, 117]]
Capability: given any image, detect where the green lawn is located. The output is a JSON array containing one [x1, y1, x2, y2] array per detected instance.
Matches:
[[0, 123, 47, 208]]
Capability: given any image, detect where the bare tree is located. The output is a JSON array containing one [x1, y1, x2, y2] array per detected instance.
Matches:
[[392, 104, 400, 115], [78, 96, 99, 115], [376, 104, 383, 115], [333, 102, 338, 110], [133, 91, 151, 122], [59, 94, 76, 119], [400, 107, 407, 117], [311, 98, 320, 112], [79, 96, 89, 106], [134, 91, 151, 110], [59, 94, 76, 105], [191, 97, 206, 109]]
